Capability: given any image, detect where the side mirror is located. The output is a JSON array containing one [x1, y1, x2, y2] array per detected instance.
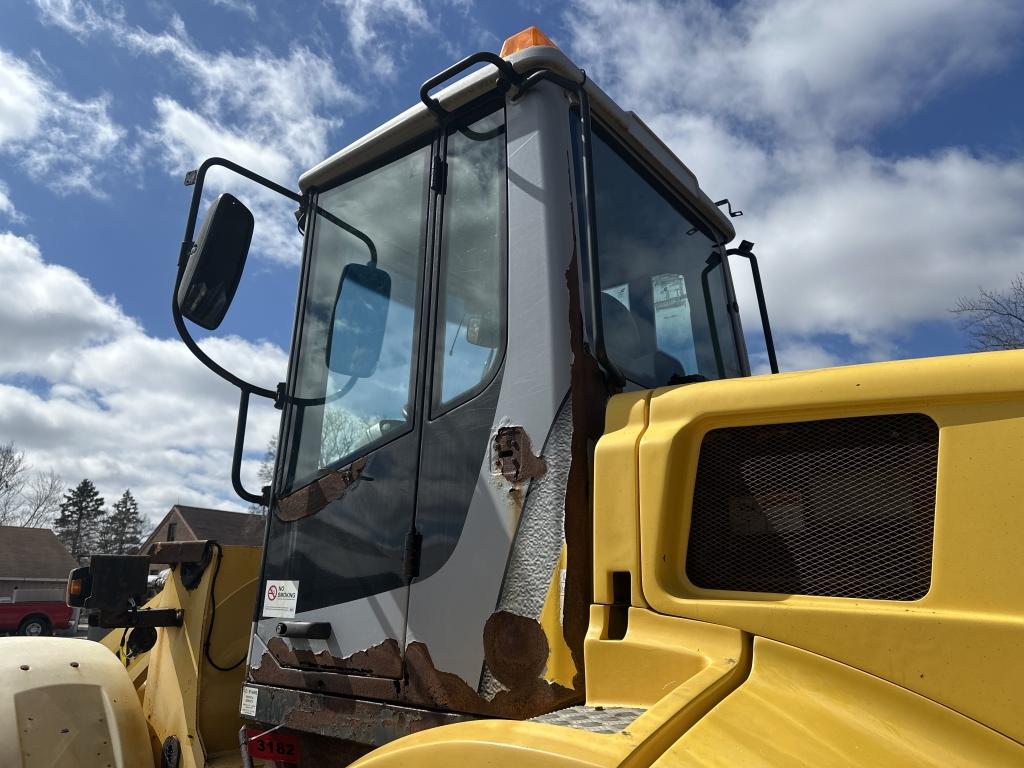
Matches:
[[176, 193, 254, 330], [326, 262, 391, 377], [465, 313, 500, 348]]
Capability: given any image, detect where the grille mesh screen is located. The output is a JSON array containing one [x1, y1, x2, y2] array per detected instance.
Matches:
[[686, 413, 938, 600]]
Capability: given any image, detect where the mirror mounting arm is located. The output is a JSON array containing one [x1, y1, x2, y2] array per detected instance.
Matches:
[[232, 388, 266, 506], [173, 157, 303, 505]]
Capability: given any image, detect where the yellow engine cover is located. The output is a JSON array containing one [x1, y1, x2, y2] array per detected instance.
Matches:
[[0, 636, 154, 768]]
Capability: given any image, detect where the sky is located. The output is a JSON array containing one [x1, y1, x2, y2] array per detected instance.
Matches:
[[1, 0, 1023, 523]]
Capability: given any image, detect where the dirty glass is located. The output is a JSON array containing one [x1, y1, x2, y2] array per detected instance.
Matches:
[[434, 110, 507, 411], [591, 126, 742, 385], [282, 144, 430, 492]]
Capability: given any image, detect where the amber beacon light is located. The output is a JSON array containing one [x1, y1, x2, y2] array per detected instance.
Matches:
[[500, 25, 558, 57]]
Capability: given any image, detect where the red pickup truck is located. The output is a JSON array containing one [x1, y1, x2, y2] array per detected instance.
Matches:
[[0, 588, 77, 636]]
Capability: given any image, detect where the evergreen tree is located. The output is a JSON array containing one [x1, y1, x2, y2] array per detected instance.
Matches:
[[97, 489, 146, 555], [54, 479, 105, 563]]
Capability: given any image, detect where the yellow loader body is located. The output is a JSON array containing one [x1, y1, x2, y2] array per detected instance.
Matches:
[[5, 351, 1023, 766]]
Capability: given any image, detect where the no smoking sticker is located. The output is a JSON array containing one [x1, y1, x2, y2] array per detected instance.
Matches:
[[262, 579, 299, 618]]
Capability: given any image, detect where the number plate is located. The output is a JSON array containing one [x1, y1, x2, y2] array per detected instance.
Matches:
[[246, 727, 300, 764]]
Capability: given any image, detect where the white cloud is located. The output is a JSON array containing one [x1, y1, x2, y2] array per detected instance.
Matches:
[[571, 0, 1023, 143], [739, 147, 1024, 345], [0, 49, 124, 195], [148, 98, 293, 183], [330, 0, 430, 78], [34, 0, 362, 264], [0, 231, 285, 520], [567, 0, 1024, 369], [0, 232, 136, 379], [0, 181, 23, 223], [35, 1, 358, 262], [36, 1, 357, 171], [0, 52, 45, 144], [751, 340, 843, 376]]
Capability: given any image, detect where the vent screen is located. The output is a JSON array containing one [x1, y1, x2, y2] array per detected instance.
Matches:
[[686, 413, 938, 600]]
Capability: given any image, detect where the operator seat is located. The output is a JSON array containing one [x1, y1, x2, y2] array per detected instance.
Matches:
[[600, 292, 641, 370], [600, 292, 687, 383]]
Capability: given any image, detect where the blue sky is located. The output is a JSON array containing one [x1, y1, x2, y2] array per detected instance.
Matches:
[[1, 0, 1023, 520]]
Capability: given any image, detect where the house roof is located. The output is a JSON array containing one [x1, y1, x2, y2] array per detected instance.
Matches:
[[0, 527, 78, 580], [174, 505, 266, 546], [141, 505, 266, 552]]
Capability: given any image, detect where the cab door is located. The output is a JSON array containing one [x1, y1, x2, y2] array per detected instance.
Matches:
[[405, 105, 511, 685], [253, 136, 437, 679]]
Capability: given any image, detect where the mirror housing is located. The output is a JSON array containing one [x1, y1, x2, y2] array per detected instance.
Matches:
[[326, 262, 391, 377], [176, 192, 254, 330]]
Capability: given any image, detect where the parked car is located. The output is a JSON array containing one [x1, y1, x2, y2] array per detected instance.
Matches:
[[0, 588, 76, 636]]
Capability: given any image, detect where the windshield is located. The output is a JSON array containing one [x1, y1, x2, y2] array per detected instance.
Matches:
[[281, 143, 431, 493], [590, 125, 743, 386]]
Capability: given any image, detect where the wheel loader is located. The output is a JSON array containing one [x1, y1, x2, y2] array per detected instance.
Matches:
[[3, 25, 1023, 768]]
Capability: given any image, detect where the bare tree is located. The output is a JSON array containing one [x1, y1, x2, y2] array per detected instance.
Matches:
[[952, 275, 1024, 351], [20, 470, 64, 528], [0, 443, 62, 528], [320, 407, 372, 468], [0, 443, 29, 525]]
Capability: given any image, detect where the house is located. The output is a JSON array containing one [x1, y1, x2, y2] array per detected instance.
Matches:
[[0, 527, 79, 601], [140, 505, 265, 571]]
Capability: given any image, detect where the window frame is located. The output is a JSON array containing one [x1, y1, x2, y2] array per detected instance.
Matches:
[[581, 114, 749, 384]]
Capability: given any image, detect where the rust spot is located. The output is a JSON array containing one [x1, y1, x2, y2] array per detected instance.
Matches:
[[483, 611, 547, 688], [493, 426, 547, 485], [404, 641, 573, 719], [253, 648, 400, 703], [564, 227, 615, 692], [267, 636, 403, 679], [277, 456, 367, 522], [403, 641, 491, 713], [254, 633, 574, 719]]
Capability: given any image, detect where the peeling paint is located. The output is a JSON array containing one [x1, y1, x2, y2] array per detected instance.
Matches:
[[492, 426, 548, 485], [253, 635, 573, 719], [249, 683, 468, 752], [276, 456, 367, 522], [267, 636, 403, 679]]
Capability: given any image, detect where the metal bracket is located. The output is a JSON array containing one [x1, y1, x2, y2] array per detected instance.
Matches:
[[90, 606, 183, 630], [715, 198, 743, 217], [430, 154, 448, 193], [148, 539, 215, 590]]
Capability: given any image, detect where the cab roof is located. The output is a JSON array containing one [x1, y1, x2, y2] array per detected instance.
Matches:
[[298, 44, 735, 242]]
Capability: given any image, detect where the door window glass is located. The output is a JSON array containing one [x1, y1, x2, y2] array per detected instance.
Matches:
[[434, 110, 507, 410], [282, 144, 430, 492]]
